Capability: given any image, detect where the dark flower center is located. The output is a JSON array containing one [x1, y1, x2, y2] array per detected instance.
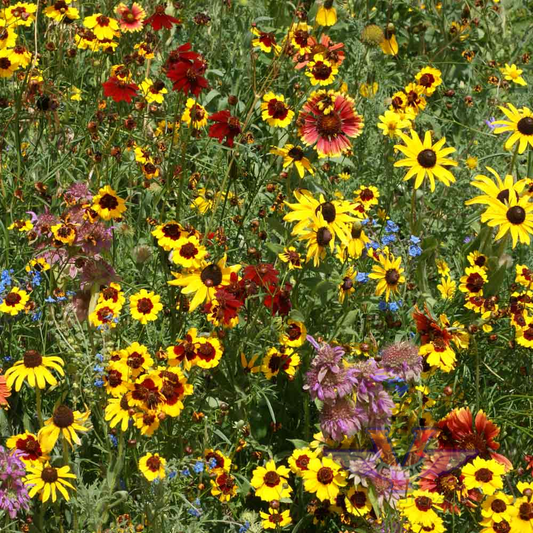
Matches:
[[317, 466, 334, 485], [360, 188, 374, 201], [312, 61, 333, 80], [23, 350, 43, 368], [491, 499, 507, 513], [179, 243, 198, 259], [136, 298, 154, 314], [293, 29, 309, 48], [317, 201, 336, 223], [351, 223, 363, 239], [120, 395, 131, 410], [295, 455, 310, 470], [99, 193, 119, 210], [146, 455, 161, 471], [127, 352, 144, 369], [474, 255, 487, 267], [268, 99, 289, 120], [287, 324, 302, 340], [201, 264, 223, 287], [102, 287, 119, 302], [475, 468, 493, 482], [415, 496, 433, 511], [419, 73, 436, 88], [417, 149, 437, 168], [41, 467, 59, 483], [197, 343, 216, 361], [316, 227, 333, 247], [496, 189, 519, 204], [162, 223, 181, 239], [507, 206, 526, 225], [391, 96, 404, 109], [190, 104, 205, 122], [466, 273, 485, 292], [342, 277, 353, 291], [517, 117, 533, 136], [494, 520, 511, 533], [317, 112, 342, 138], [385, 269, 400, 285], [0, 56, 11, 69], [264, 470, 281, 487], [53, 405, 75, 428], [350, 491, 367, 508], [268, 355, 281, 372], [97, 15, 110, 26], [124, 12, 135, 22], [288, 146, 304, 161], [217, 472, 235, 493], [520, 502, 533, 521], [108, 369, 123, 387], [5, 292, 22, 306]]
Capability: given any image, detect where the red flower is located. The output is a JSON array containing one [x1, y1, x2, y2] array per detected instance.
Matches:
[[166, 60, 208, 97], [102, 76, 139, 103], [204, 287, 243, 325], [412, 305, 453, 346], [525, 454, 533, 471], [208, 110, 241, 147], [264, 283, 292, 316], [243, 263, 279, 288], [144, 4, 181, 31], [165, 43, 201, 70]]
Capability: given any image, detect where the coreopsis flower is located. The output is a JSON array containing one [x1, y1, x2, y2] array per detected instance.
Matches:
[[0, 50, 20, 78], [302, 456, 347, 503], [345, 486, 371, 516], [204, 449, 232, 473], [288, 448, 318, 476], [102, 76, 139, 103], [500, 63, 527, 86], [316, 0, 337, 26], [116, 342, 153, 379], [144, 4, 180, 30], [98, 283, 125, 310], [516, 264, 533, 289], [168, 255, 241, 312], [24, 462, 75, 503], [6, 432, 47, 465], [279, 320, 307, 347], [51, 222, 77, 245], [305, 54, 338, 86], [394, 130, 457, 191], [5, 350, 64, 391], [0, 446, 30, 518], [210, 472, 237, 502], [462, 457, 505, 495], [437, 276, 456, 300], [419, 340, 456, 372], [262, 347, 300, 379], [38, 405, 90, 450], [294, 33, 345, 69], [481, 492, 514, 524], [152, 221, 185, 251], [270, 145, 314, 178], [167, 328, 199, 369], [251, 26, 281, 54], [404, 82, 427, 115], [208, 110, 241, 147], [115, 3, 145, 31], [288, 22, 313, 54], [261, 92, 294, 128], [194, 336, 224, 369], [397, 490, 444, 528], [170, 235, 208, 269], [250, 460, 292, 502], [377, 110, 411, 137], [129, 290, 163, 324], [139, 453, 166, 481], [0, 26, 18, 49], [415, 67, 443, 96], [89, 302, 120, 329], [134, 411, 160, 436], [181, 98, 208, 128], [509, 497, 533, 533], [5, 2, 37, 26], [91, 186, 126, 220], [83, 13, 119, 40], [140, 78, 167, 104], [492, 104, 533, 154], [44, 0, 79, 22], [278, 246, 303, 269], [0, 287, 29, 315], [260, 508, 292, 529], [240, 353, 261, 374], [369, 249, 405, 301], [167, 59, 208, 97], [354, 185, 379, 210], [298, 90, 364, 157], [459, 266, 488, 295]]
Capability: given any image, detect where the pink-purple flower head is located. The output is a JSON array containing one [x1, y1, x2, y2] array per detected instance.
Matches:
[[0, 446, 30, 519]]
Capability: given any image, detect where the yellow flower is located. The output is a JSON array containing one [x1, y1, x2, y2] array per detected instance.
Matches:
[[5, 350, 64, 391], [302, 456, 347, 503], [129, 290, 163, 324], [279, 320, 307, 347], [140, 78, 168, 104], [288, 448, 318, 476], [194, 336, 224, 369], [92, 185, 126, 220], [38, 405, 91, 450], [501, 63, 527, 86], [104, 395, 133, 432], [398, 489, 444, 527], [262, 347, 300, 379], [5, 2, 37, 26], [6, 431, 49, 464], [0, 287, 29, 315], [462, 457, 505, 495], [481, 492, 513, 523], [251, 26, 281, 54], [83, 13, 120, 40], [492, 104, 533, 154], [260, 508, 292, 529], [210, 471, 238, 502], [0, 26, 18, 49], [278, 246, 303, 269], [377, 110, 411, 138], [240, 352, 261, 374], [380, 34, 398, 56], [270, 145, 314, 178], [152, 221, 185, 251], [44, 0, 79, 22], [316, 1, 336, 26], [170, 235, 208, 269], [436, 258, 451, 276], [305, 54, 338, 86], [339, 267, 357, 303], [369, 249, 405, 301], [261, 92, 294, 128], [437, 276, 456, 300], [70, 86, 82, 101], [359, 81, 378, 98], [415, 66, 442, 96], [8, 219, 33, 232], [181, 98, 208, 128], [345, 486, 371, 516], [465, 156, 478, 169], [51, 222, 77, 245], [0, 50, 20, 78], [419, 341, 456, 372], [24, 462, 76, 503], [139, 453, 166, 481], [89, 302, 120, 329], [250, 460, 292, 502]]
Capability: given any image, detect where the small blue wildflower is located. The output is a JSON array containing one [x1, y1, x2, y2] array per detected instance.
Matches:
[[45, 296, 56, 303], [388, 301, 400, 313], [208, 457, 218, 469], [56, 296, 67, 302], [32, 311, 42, 322], [410, 235, 421, 244], [408, 244, 422, 257], [385, 220, 399, 233], [181, 467, 191, 477], [66, 291, 75, 296], [193, 460, 204, 474], [94, 378, 104, 388], [378, 300, 388, 312], [239, 522, 251, 533], [188, 498, 202, 517], [168, 471, 177, 480], [93, 364, 104, 373], [366, 240, 379, 250], [382, 234, 396, 246], [96, 353, 104, 362], [356, 272, 369, 283], [109, 435, 118, 447]]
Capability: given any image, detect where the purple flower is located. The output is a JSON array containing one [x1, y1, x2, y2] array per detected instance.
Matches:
[[77, 222, 112, 255], [0, 446, 30, 519], [80, 258, 119, 290], [66, 182, 93, 202], [485, 117, 497, 131], [320, 397, 366, 441], [381, 341, 423, 382]]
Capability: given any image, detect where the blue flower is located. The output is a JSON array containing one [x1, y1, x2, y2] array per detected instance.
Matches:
[[388, 301, 400, 313], [168, 471, 177, 480], [409, 245, 422, 257], [409, 235, 421, 244], [94, 378, 104, 388], [109, 435, 118, 447], [96, 353, 104, 362], [239, 522, 251, 533], [193, 460, 204, 474], [188, 498, 202, 517], [366, 240, 379, 250], [382, 234, 396, 246], [45, 296, 56, 304], [32, 311, 42, 322], [385, 220, 399, 233], [208, 457, 218, 469], [93, 364, 104, 373], [356, 272, 369, 283], [378, 300, 388, 312], [181, 467, 191, 477]]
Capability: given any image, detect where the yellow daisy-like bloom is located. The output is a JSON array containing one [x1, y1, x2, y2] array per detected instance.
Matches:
[[88, 302, 120, 329], [5, 350, 64, 391], [92, 185, 126, 221], [436, 259, 450, 277], [129, 290, 163, 324], [168, 255, 241, 312], [194, 336, 224, 369], [459, 266, 488, 294], [104, 395, 133, 432], [251, 26, 281, 54], [170, 235, 208, 269], [316, 1, 337, 26], [98, 283, 125, 310], [298, 213, 336, 267], [462, 457, 505, 495], [278, 246, 303, 269], [152, 221, 185, 251], [492, 104, 533, 154], [210, 471, 238, 502], [354, 185, 380, 211], [70, 86, 82, 101], [500, 63, 527, 86], [262, 346, 300, 379], [380, 33, 398, 56], [394, 130, 458, 192], [140, 78, 168, 104], [515, 264, 533, 289], [369, 249, 405, 302], [139, 453, 166, 481], [38, 405, 91, 450], [437, 276, 456, 300], [397, 489, 444, 527], [419, 341, 456, 373], [8, 219, 33, 232], [305, 54, 338, 86], [181, 98, 208, 129], [411, 516, 446, 533], [134, 410, 160, 436], [261, 92, 294, 128], [338, 267, 357, 303], [465, 156, 479, 169], [302, 456, 347, 503], [43, 0, 79, 22], [288, 22, 313, 54], [345, 486, 371, 516], [279, 319, 307, 347], [415, 66, 443, 96], [377, 110, 411, 138], [270, 144, 314, 178], [0, 50, 20, 78], [104, 363, 133, 397], [509, 497, 533, 533], [240, 352, 261, 374], [482, 194, 533, 248], [51, 222, 77, 245], [360, 81, 379, 98], [5, 2, 37, 26], [0, 25, 18, 49], [468, 251, 489, 269], [24, 462, 76, 503], [204, 449, 232, 473], [0, 287, 29, 315], [250, 460, 292, 502], [83, 13, 120, 40], [288, 447, 318, 476], [117, 342, 154, 379], [404, 82, 427, 115], [7, 431, 49, 464], [340, 221, 370, 260], [481, 492, 514, 524], [260, 508, 292, 529]]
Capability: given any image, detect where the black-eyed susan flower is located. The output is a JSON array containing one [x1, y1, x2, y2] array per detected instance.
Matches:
[[251, 26, 281, 54], [0, 287, 29, 315], [260, 508, 292, 529], [38, 405, 90, 450], [397, 489, 444, 527], [24, 462, 76, 503], [500, 63, 527, 86], [437, 276, 456, 300], [43, 0, 79, 22], [0, 26, 17, 50], [278, 246, 303, 269], [394, 130, 457, 192], [340, 221, 370, 259], [210, 471, 238, 502], [194, 336, 223, 369], [298, 213, 335, 267], [152, 221, 185, 251], [92, 186, 126, 221], [170, 235, 208, 269], [5, 350, 64, 391], [7, 432, 48, 464], [262, 346, 300, 379], [139, 78, 167, 104], [509, 496, 533, 533], [83, 13, 119, 40], [377, 109, 411, 137], [181, 98, 208, 129], [168, 255, 241, 312], [415, 66, 443, 96], [305, 54, 338, 86], [280, 320, 307, 347], [270, 145, 314, 178], [288, 447, 318, 476], [301, 456, 346, 503], [89, 302, 120, 329], [492, 104, 533, 154], [250, 460, 292, 502], [338, 267, 357, 303], [104, 394, 133, 432], [129, 290, 163, 324], [316, 0, 336, 27], [344, 486, 371, 516], [369, 249, 405, 301], [139, 452, 166, 481], [261, 92, 294, 128], [462, 457, 505, 495]]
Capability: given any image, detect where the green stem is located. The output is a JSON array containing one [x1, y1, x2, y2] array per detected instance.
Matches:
[[35, 387, 44, 427]]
